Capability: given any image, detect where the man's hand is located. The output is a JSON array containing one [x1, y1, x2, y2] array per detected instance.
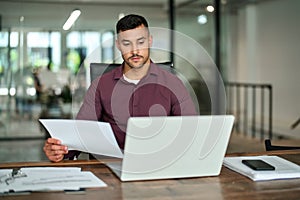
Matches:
[[43, 138, 68, 162]]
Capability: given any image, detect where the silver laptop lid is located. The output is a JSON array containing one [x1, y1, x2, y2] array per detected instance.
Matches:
[[113, 115, 234, 181]]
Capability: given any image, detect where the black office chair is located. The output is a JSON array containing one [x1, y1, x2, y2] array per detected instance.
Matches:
[[265, 139, 300, 151], [265, 117, 300, 151], [90, 61, 174, 82]]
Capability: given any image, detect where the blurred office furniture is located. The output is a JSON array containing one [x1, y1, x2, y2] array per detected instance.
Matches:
[[225, 82, 273, 140], [265, 117, 300, 151], [265, 139, 300, 151]]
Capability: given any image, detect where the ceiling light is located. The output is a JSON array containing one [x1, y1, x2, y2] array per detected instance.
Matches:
[[118, 13, 125, 20], [197, 15, 207, 25], [63, 9, 81, 31], [20, 16, 24, 22], [206, 5, 215, 12]]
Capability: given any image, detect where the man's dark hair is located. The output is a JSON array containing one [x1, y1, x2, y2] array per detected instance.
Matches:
[[116, 14, 149, 33]]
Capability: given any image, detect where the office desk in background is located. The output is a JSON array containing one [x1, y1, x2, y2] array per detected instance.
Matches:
[[1, 150, 300, 200]]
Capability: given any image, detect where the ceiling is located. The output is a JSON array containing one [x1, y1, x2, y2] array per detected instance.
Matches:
[[0, 0, 264, 31]]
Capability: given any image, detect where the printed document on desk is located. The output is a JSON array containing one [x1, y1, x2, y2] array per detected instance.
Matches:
[[0, 167, 106, 193], [223, 155, 300, 181], [39, 119, 123, 158]]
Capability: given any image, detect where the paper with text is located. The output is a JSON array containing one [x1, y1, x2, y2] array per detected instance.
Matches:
[[39, 119, 123, 158], [0, 167, 106, 193]]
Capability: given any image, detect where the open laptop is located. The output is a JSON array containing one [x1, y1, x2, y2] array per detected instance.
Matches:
[[105, 115, 234, 181]]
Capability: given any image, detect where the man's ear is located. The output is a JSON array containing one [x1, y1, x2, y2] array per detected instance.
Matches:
[[115, 39, 121, 51], [149, 35, 153, 47]]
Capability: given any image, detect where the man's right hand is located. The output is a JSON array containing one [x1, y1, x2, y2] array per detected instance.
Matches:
[[43, 138, 68, 162]]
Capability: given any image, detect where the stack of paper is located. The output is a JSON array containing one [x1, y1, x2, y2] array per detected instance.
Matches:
[[223, 156, 300, 181], [0, 167, 106, 193]]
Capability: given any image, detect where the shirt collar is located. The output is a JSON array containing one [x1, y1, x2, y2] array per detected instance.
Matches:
[[148, 61, 160, 76], [113, 63, 124, 80]]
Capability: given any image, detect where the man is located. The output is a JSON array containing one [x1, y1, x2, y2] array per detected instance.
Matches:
[[44, 14, 197, 162]]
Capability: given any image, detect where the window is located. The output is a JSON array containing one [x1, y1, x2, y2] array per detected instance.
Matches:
[[66, 31, 101, 74], [27, 32, 61, 71]]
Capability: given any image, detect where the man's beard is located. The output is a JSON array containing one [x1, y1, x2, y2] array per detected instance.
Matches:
[[125, 54, 148, 69]]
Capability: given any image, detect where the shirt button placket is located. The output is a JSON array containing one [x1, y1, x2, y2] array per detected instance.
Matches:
[[132, 85, 139, 115]]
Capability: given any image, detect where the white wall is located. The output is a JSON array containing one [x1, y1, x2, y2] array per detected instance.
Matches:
[[227, 0, 300, 138]]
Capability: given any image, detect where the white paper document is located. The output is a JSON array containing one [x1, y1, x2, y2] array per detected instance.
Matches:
[[223, 155, 300, 181], [39, 119, 123, 158], [0, 167, 106, 193]]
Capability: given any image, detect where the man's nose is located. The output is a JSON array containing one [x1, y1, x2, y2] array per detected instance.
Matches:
[[131, 44, 139, 54]]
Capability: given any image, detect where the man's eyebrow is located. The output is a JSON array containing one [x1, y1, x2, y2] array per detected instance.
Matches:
[[121, 39, 131, 43], [121, 36, 146, 42], [137, 36, 146, 41]]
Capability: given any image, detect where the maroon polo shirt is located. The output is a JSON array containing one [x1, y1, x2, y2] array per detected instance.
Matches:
[[75, 62, 197, 150]]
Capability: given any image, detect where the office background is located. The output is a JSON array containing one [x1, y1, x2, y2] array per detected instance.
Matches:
[[0, 0, 299, 162]]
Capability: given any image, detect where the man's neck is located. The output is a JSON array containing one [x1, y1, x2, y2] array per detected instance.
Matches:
[[123, 61, 150, 80]]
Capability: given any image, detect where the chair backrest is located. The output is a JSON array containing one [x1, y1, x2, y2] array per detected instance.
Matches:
[[90, 62, 174, 82]]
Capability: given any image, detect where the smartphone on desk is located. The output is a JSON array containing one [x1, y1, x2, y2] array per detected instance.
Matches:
[[242, 159, 275, 171]]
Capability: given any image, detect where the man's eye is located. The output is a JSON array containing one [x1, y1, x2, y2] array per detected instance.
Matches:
[[138, 40, 145, 45], [122, 42, 130, 46]]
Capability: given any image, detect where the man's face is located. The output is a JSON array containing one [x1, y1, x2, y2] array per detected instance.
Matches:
[[116, 25, 152, 69]]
